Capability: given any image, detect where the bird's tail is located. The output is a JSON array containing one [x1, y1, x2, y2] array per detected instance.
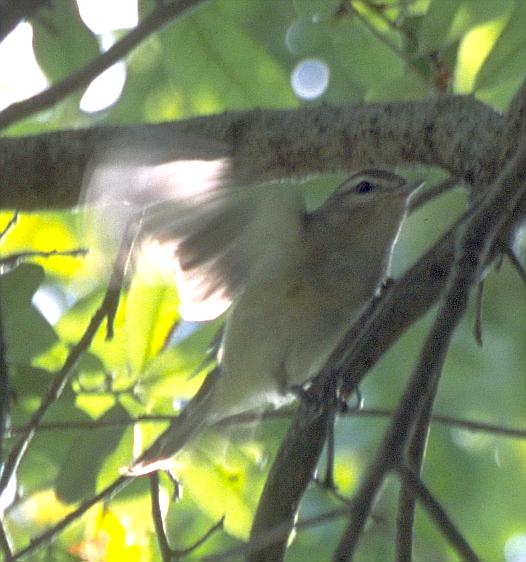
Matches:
[[126, 367, 220, 476]]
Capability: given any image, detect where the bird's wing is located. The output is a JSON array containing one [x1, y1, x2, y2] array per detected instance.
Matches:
[[140, 180, 304, 321], [82, 135, 304, 321]]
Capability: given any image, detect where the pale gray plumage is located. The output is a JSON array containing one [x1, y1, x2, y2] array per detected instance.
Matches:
[[82, 142, 422, 475]]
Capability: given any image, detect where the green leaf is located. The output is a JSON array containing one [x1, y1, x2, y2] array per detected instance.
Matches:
[[331, 18, 405, 96], [32, 0, 100, 83], [153, 1, 296, 116], [54, 404, 129, 504], [0, 263, 57, 363], [292, 0, 341, 21], [419, 0, 513, 54], [54, 287, 128, 374], [16, 399, 93, 494], [136, 320, 220, 413], [125, 270, 179, 375], [175, 434, 267, 539], [475, 2, 526, 91], [418, 0, 460, 53]]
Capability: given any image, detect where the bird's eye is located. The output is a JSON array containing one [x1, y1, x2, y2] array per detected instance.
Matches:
[[355, 180, 376, 194]]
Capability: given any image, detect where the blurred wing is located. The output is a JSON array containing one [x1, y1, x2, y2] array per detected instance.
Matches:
[[141, 182, 304, 321], [82, 135, 303, 321]]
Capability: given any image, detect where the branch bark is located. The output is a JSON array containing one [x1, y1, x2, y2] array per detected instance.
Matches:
[[0, 97, 503, 210]]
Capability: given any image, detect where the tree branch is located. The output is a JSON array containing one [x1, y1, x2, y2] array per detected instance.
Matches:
[[150, 473, 172, 562], [395, 387, 436, 561], [0, 97, 502, 210], [247, 378, 337, 562]]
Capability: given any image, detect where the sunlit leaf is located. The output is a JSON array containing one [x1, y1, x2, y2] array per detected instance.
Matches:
[[136, 321, 219, 413], [176, 434, 267, 539], [0, 263, 57, 363], [475, 2, 526, 90], [32, 0, 99, 83], [125, 268, 179, 375], [419, 0, 512, 54]]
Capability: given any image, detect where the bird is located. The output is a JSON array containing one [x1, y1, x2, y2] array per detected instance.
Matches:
[[108, 164, 423, 475]]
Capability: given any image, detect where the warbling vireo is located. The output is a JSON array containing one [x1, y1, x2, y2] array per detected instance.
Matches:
[[83, 144, 422, 474], [131, 170, 420, 474]]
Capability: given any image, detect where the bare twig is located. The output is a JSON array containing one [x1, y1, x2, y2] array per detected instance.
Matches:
[[0, 0, 209, 131], [505, 245, 526, 285], [0, 270, 9, 461], [0, 0, 49, 44], [395, 385, 436, 561], [174, 516, 225, 559], [247, 378, 337, 562], [0, 516, 13, 562], [473, 279, 484, 347], [6, 407, 526, 439], [313, 476, 352, 506], [12, 476, 129, 560], [322, 402, 338, 489], [0, 212, 18, 242], [203, 506, 350, 562], [396, 466, 478, 560], [408, 176, 460, 212], [0, 248, 88, 272], [347, 1, 425, 83], [150, 473, 171, 562]]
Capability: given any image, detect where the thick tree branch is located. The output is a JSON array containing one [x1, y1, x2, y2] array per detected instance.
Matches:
[[0, 97, 502, 210], [247, 379, 337, 562]]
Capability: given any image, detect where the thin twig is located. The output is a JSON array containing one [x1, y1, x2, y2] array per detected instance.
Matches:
[[0, 268, 9, 460], [395, 384, 436, 562], [323, 403, 337, 489], [473, 279, 484, 347], [6, 408, 526, 440], [203, 506, 350, 562], [0, 0, 209, 131], [396, 466, 479, 560], [353, 408, 526, 439], [347, 2, 425, 83], [313, 477, 352, 506], [0, 248, 88, 271], [505, 245, 526, 285], [0, 267, 12, 562], [12, 476, 130, 560], [150, 473, 172, 562], [408, 176, 460, 213], [0, 212, 19, 242], [0, 518, 13, 562], [174, 516, 225, 559]]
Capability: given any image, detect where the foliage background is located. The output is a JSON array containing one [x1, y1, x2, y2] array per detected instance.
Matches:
[[0, 0, 525, 560]]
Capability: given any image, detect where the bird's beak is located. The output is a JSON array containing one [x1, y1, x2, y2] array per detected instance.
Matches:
[[397, 180, 425, 199]]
